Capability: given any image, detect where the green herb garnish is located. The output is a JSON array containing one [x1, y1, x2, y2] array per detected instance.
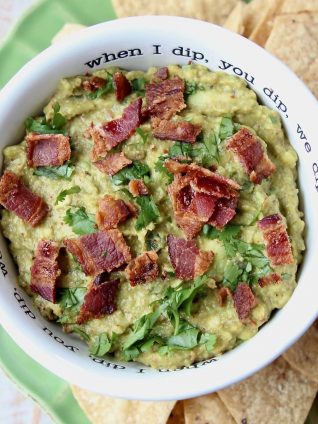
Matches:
[[135, 196, 160, 231], [184, 81, 204, 98], [89, 333, 117, 356], [34, 161, 74, 180], [131, 77, 146, 95], [25, 102, 67, 134], [64, 207, 96, 235], [219, 117, 234, 141], [136, 127, 148, 144], [111, 161, 150, 186], [88, 74, 114, 99], [55, 185, 81, 205], [154, 156, 174, 183]]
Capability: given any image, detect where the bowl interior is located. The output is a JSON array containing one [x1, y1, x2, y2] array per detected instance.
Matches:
[[0, 16, 317, 400]]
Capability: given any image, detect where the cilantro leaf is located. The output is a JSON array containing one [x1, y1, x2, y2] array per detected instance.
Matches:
[[145, 231, 164, 252], [167, 326, 200, 349], [64, 207, 96, 235], [89, 333, 116, 356], [57, 287, 86, 324], [131, 77, 146, 95], [135, 196, 160, 230], [185, 81, 204, 99], [72, 327, 90, 342], [52, 103, 67, 129], [136, 127, 148, 144], [55, 185, 81, 205], [154, 156, 174, 183], [34, 161, 74, 180], [25, 102, 67, 135], [219, 117, 234, 141], [111, 161, 150, 186]]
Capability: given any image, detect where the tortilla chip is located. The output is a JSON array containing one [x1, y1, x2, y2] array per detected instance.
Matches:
[[283, 321, 318, 384], [51, 23, 86, 45], [218, 357, 317, 424], [71, 385, 176, 424], [167, 401, 185, 424], [265, 12, 318, 98], [184, 393, 235, 424], [111, 0, 239, 26], [281, 0, 318, 13], [223, 2, 245, 35]]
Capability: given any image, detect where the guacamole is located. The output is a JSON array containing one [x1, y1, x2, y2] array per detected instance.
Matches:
[[0, 65, 304, 369]]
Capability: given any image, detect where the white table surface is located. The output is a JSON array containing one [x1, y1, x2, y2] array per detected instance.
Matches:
[[0, 3, 53, 423]]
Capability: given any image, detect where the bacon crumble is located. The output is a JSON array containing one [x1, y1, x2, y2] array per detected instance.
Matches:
[[82, 76, 106, 92], [126, 251, 159, 286], [167, 235, 213, 281], [258, 214, 293, 266], [227, 127, 276, 184], [26, 133, 71, 167], [152, 118, 202, 144], [113, 71, 132, 102], [64, 230, 131, 276], [96, 195, 136, 230], [128, 179, 149, 197], [0, 171, 48, 226], [30, 240, 61, 303], [218, 287, 232, 307], [90, 98, 142, 161], [259, 273, 281, 288], [233, 283, 257, 320], [77, 276, 120, 324], [153, 67, 169, 81], [94, 152, 132, 176]]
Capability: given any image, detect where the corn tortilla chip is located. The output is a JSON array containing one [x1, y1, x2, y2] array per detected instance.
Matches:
[[281, 0, 318, 13], [223, 2, 245, 35], [71, 385, 176, 424], [51, 23, 86, 45], [111, 0, 239, 26], [184, 393, 235, 424], [283, 321, 318, 384], [265, 12, 318, 98], [218, 357, 317, 424], [167, 401, 185, 424]]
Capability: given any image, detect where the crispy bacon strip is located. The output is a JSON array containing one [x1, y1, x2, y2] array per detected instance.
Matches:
[[0, 171, 48, 226], [113, 71, 132, 102], [30, 240, 61, 303], [167, 235, 213, 281], [77, 275, 120, 324], [259, 273, 281, 288], [90, 98, 142, 161], [258, 214, 294, 266], [96, 195, 136, 230], [94, 152, 132, 176], [146, 76, 186, 119], [227, 127, 276, 184], [64, 229, 131, 276], [152, 118, 202, 144], [126, 251, 159, 286], [218, 287, 232, 307], [128, 179, 149, 197], [153, 67, 169, 81], [26, 133, 71, 167], [233, 283, 257, 320], [82, 76, 106, 91], [165, 160, 240, 237]]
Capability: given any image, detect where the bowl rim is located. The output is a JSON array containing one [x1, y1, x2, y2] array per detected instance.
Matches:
[[0, 15, 318, 401]]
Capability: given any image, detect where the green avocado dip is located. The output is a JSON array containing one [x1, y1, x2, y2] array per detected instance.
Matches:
[[0, 64, 304, 369]]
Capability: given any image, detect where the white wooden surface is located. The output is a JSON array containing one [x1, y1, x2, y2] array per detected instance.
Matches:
[[0, 3, 53, 423]]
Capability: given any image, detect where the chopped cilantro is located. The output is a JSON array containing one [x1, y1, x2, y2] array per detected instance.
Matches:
[[135, 196, 160, 230], [131, 77, 146, 95], [25, 102, 67, 134], [154, 156, 173, 183], [57, 287, 86, 324], [145, 231, 163, 252], [88, 75, 114, 99], [282, 273, 291, 281], [89, 333, 116, 356], [219, 117, 234, 140], [72, 327, 90, 342], [136, 127, 148, 144], [111, 161, 150, 186], [34, 161, 74, 180], [184, 81, 204, 98], [51, 103, 67, 129], [64, 207, 96, 235], [169, 141, 192, 158], [55, 185, 81, 205]]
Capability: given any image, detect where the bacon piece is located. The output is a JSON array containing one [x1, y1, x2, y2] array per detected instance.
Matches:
[[165, 160, 240, 237], [90, 98, 142, 161], [128, 179, 149, 197], [146, 76, 186, 119], [167, 235, 213, 281], [126, 251, 159, 286], [96, 195, 136, 230], [258, 214, 294, 265], [30, 240, 61, 303], [113, 71, 132, 102], [227, 127, 276, 184], [26, 133, 71, 167], [233, 283, 257, 320], [259, 273, 281, 288], [82, 76, 106, 92], [153, 67, 169, 81], [64, 229, 131, 276], [0, 171, 48, 226], [152, 118, 202, 144], [77, 276, 120, 324], [94, 152, 132, 176], [218, 287, 232, 307]]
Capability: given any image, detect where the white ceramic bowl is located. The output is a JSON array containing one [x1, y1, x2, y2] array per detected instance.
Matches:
[[0, 16, 317, 401]]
